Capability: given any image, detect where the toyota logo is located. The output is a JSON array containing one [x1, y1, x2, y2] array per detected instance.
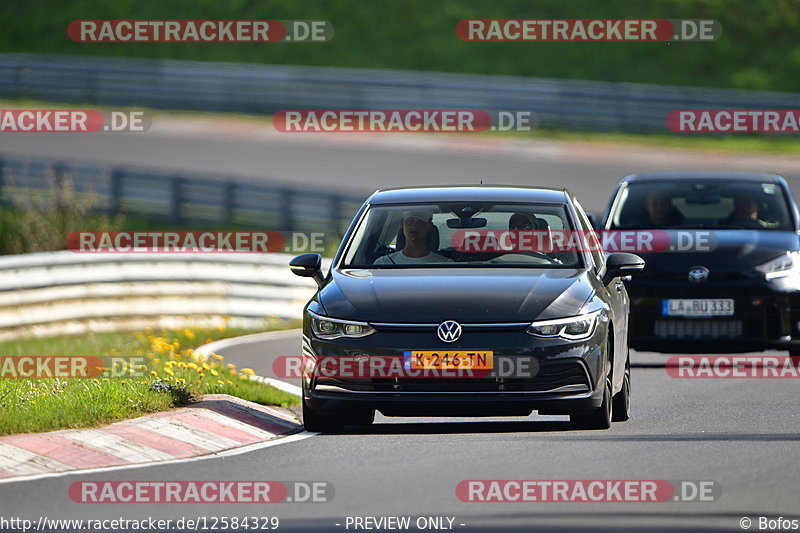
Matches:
[[437, 320, 462, 343], [688, 266, 710, 283]]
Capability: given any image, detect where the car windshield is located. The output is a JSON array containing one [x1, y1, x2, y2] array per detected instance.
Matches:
[[341, 202, 584, 268], [609, 180, 794, 231]]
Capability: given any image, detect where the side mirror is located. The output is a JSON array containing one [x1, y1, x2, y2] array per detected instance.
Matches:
[[602, 252, 645, 285], [290, 253, 324, 287]]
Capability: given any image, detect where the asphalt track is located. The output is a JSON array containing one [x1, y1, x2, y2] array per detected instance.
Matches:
[[1, 331, 799, 532], [2, 118, 799, 212], [1, 123, 800, 531]]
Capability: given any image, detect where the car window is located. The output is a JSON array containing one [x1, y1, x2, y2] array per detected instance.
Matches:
[[572, 199, 605, 272], [609, 180, 793, 230], [341, 202, 584, 268]]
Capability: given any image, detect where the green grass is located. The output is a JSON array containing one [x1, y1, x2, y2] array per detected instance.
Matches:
[[0, 321, 301, 436], [1, 0, 799, 93]]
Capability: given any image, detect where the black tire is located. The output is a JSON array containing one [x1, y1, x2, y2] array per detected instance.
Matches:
[[570, 376, 612, 430], [612, 353, 631, 422], [302, 400, 343, 432]]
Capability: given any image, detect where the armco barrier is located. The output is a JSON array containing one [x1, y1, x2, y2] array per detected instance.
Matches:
[[0, 251, 324, 341], [2, 53, 800, 133]]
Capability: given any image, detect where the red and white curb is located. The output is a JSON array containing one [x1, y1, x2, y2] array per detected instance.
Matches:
[[0, 394, 302, 481]]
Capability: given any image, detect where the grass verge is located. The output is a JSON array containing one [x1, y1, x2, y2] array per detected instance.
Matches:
[[0, 320, 301, 436]]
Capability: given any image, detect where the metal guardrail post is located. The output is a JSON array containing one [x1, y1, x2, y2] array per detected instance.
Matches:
[[223, 182, 236, 225], [170, 176, 185, 223], [280, 188, 295, 232], [110, 169, 123, 215]]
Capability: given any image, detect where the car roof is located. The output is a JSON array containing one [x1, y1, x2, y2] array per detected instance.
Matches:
[[621, 172, 782, 184], [367, 185, 570, 205]]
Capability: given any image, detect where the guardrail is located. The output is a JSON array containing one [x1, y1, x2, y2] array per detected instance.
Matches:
[[0, 251, 324, 341], [3, 53, 800, 132], [0, 154, 367, 237]]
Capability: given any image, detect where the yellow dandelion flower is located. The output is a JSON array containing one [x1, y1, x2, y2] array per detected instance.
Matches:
[[164, 368, 175, 377], [210, 369, 218, 376], [135, 331, 144, 340], [176, 378, 186, 384], [202, 363, 211, 371], [226, 363, 236, 370], [210, 353, 224, 361], [241, 368, 255, 376], [216, 380, 224, 386], [149, 370, 158, 377], [183, 328, 196, 340], [239, 374, 248, 380], [120, 380, 126, 385], [227, 380, 233, 385]]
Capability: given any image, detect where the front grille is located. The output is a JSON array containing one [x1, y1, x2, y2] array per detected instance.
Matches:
[[654, 319, 743, 339], [315, 360, 590, 394]]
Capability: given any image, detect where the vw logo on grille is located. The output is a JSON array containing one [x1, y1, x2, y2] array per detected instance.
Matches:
[[437, 320, 462, 343], [688, 266, 710, 283]]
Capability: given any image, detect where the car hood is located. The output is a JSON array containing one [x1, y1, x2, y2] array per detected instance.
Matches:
[[318, 268, 595, 323], [635, 230, 800, 275]]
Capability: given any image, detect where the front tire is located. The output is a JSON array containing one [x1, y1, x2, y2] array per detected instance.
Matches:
[[612, 354, 631, 422], [302, 400, 343, 432], [570, 376, 612, 430]]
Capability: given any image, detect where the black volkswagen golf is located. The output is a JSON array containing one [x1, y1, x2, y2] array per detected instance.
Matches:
[[290, 186, 644, 431], [600, 172, 800, 354]]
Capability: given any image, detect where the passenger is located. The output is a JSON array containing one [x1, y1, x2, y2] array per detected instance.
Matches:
[[629, 190, 683, 228], [374, 209, 453, 264]]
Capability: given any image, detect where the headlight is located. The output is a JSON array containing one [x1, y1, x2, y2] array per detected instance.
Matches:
[[310, 312, 376, 340], [526, 310, 602, 340], [755, 251, 800, 280]]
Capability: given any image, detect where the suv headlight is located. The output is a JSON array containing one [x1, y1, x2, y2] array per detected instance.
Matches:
[[526, 310, 602, 340], [755, 251, 800, 280], [310, 312, 376, 340]]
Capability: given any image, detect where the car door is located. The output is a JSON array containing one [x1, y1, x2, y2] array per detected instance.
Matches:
[[573, 198, 629, 393]]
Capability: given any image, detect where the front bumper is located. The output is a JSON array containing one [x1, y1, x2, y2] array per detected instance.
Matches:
[[626, 273, 800, 353], [301, 322, 608, 417]]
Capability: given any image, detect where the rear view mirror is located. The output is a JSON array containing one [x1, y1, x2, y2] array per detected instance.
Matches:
[[447, 217, 487, 229]]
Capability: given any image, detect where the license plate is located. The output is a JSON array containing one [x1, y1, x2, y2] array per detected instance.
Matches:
[[662, 299, 734, 317], [404, 351, 493, 370]]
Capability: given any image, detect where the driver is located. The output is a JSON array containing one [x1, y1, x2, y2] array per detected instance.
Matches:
[[722, 194, 767, 227], [374, 209, 453, 264]]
